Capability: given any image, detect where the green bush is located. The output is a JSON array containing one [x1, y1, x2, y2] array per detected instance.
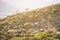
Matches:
[[35, 32, 49, 39]]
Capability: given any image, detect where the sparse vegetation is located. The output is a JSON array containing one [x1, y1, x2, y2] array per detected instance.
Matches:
[[0, 3, 60, 40]]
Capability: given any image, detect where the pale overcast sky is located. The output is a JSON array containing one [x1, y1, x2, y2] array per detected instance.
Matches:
[[0, 0, 60, 18]]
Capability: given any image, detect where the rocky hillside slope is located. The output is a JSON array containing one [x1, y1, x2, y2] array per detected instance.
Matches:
[[0, 3, 60, 40]]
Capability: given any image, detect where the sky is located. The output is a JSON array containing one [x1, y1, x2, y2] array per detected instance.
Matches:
[[0, 0, 60, 19]]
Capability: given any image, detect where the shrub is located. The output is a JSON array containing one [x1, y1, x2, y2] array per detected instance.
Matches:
[[35, 32, 49, 39]]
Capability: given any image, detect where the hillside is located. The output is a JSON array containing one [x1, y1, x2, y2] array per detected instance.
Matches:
[[0, 3, 60, 40]]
